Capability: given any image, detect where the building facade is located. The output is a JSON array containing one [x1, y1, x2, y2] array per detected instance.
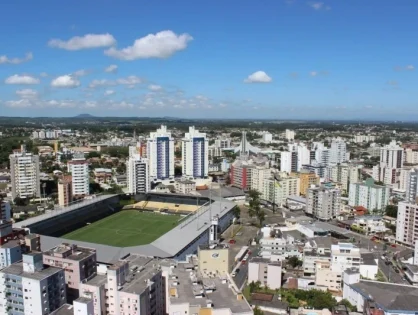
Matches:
[[306, 186, 341, 220], [396, 202, 418, 245], [127, 153, 149, 194], [147, 125, 175, 181], [68, 154, 89, 197], [181, 126, 209, 179], [348, 178, 390, 212], [9, 146, 40, 199], [58, 177, 72, 207], [329, 138, 347, 165], [248, 258, 282, 290]]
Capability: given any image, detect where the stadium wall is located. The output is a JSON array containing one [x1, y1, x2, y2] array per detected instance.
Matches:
[[174, 205, 235, 261], [134, 193, 209, 206], [26, 195, 120, 236]]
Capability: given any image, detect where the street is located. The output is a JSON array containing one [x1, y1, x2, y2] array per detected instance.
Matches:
[[232, 248, 258, 289], [378, 257, 404, 283]]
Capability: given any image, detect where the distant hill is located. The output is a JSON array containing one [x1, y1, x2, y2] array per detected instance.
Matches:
[[74, 114, 95, 118]]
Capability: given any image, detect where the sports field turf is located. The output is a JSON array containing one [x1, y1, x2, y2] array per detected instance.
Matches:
[[62, 211, 181, 247]]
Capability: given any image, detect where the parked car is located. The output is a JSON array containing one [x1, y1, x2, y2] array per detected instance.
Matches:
[[229, 239, 236, 244]]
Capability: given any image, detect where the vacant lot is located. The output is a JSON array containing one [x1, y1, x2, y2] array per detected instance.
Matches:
[[63, 211, 180, 247]]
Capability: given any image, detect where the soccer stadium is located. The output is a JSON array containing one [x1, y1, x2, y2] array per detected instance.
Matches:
[[13, 193, 236, 263]]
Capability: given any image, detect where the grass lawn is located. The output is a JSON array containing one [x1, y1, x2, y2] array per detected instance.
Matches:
[[62, 211, 180, 247]]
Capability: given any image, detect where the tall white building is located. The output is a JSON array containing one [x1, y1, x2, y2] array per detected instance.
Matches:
[[68, 154, 89, 197], [214, 137, 231, 149], [406, 169, 418, 203], [147, 125, 175, 181], [262, 176, 300, 207], [329, 138, 347, 164], [329, 163, 362, 193], [181, 126, 209, 179], [296, 144, 311, 171], [280, 143, 310, 173], [311, 142, 330, 167], [0, 253, 67, 315], [396, 202, 418, 245], [127, 152, 149, 194], [330, 243, 361, 273], [285, 129, 295, 141], [380, 140, 404, 169], [9, 145, 40, 199], [348, 178, 390, 212], [262, 132, 273, 143], [405, 148, 418, 164], [306, 186, 341, 220]]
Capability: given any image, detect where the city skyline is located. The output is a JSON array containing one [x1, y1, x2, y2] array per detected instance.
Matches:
[[0, 0, 417, 119]]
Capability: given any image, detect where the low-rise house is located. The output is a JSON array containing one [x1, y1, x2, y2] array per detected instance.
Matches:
[[93, 168, 112, 184]]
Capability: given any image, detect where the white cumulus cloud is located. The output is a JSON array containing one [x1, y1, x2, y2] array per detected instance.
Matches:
[[51, 75, 81, 88], [244, 71, 272, 83], [5, 74, 40, 85], [104, 30, 193, 60], [48, 33, 116, 51], [104, 90, 115, 96], [105, 64, 118, 73], [16, 89, 38, 99], [0, 52, 33, 65], [148, 84, 163, 91]]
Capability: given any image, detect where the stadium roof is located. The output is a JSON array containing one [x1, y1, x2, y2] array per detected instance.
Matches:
[[40, 197, 236, 263]]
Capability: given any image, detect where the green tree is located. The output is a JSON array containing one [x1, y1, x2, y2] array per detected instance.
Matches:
[[385, 205, 398, 218], [253, 306, 264, 315], [287, 256, 303, 268], [232, 206, 241, 218], [248, 190, 265, 227], [339, 299, 356, 312]]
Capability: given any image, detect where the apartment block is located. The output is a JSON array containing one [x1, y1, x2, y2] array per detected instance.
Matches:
[[230, 155, 270, 191], [306, 186, 341, 220], [126, 152, 149, 194], [329, 138, 347, 165], [9, 146, 41, 199], [181, 126, 209, 179], [147, 125, 175, 181], [0, 199, 11, 221], [348, 178, 390, 212], [68, 154, 89, 197], [43, 244, 96, 302], [396, 202, 418, 245], [262, 176, 300, 207], [331, 243, 361, 273], [58, 176, 72, 207], [248, 258, 282, 289], [0, 252, 66, 315], [329, 163, 362, 193], [79, 255, 165, 315], [291, 170, 320, 196]]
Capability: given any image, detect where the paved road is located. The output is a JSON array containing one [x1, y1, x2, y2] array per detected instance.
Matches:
[[377, 257, 404, 283], [233, 247, 258, 290]]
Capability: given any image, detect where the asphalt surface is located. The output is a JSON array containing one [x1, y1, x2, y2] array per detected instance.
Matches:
[[232, 247, 258, 289], [377, 257, 404, 283]]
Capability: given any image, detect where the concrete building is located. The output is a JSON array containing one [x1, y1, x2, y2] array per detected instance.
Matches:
[[331, 243, 361, 273], [214, 137, 231, 149], [329, 138, 347, 165], [0, 252, 66, 315], [311, 142, 330, 168], [380, 140, 404, 169], [198, 244, 229, 276], [0, 240, 22, 269], [360, 253, 378, 280], [405, 148, 418, 164], [405, 168, 418, 203], [175, 179, 196, 194], [43, 244, 97, 301], [302, 161, 328, 180], [126, 153, 149, 194], [306, 186, 341, 220], [147, 125, 175, 182], [352, 216, 387, 235], [248, 258, 282, 290], [262, 176, 300, 207], [262, 132, 273, 143], [259, 227, 287, 259], [291, 170, 320, 196], [9, 145, 41, 199], [0, 199, 11, 222], [329, 163, 362, 193], [396, 202, 418, 245], [348, 178, 390, 212], [230, 156, 270, 191], [280, 151, 298, 173], [182, 126, 209, 179], [79, 255, 166, 315], [58, 177, 72, 207], [353, 135, 376, 143], [165, 258, 253, 315], [68, 154, 89, 197], [285, 129, 295, 141]]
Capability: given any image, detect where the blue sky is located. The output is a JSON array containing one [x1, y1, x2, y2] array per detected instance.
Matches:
[[0, 0, 417, 120]]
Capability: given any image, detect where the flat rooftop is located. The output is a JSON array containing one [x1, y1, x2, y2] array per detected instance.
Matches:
[[169, 262, 252, 313], [43, 244, 96, 261], [51, 304, 74, 315], [2, 262, 63, 281], [350, 280, 418, 311]]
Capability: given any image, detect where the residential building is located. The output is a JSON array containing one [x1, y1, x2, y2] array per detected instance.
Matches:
[[406, 168, 418, 203], [208, 146, 222, 158], [329, 163, 362, 193], [348, 178, 390, 212], [262, 132, 273, 143], [311, 142, 330, 167], [380, 140, 404, 169], [0, 240, 22, 268], [303, 251, 331, 278], [248, 258, 282, 289], [352, 216, 387, 235], [175, 180, 196, 194], [302, 161, 328, 180], [405, 148, 418, 164], [58, 176, 72, 207], [329, 138, 347, 165], [353, 135, 376, 143], [0, 199, 11, 221], [230, 155, 270, 191], [126, 152, 149, 194], [331, 243, 361, 273], [258, 227, 287, 259], [285, 129, 295, 141], [79, 255, 166, 315], [9, 145, 41, 199], [360, 253, 378, 280], [291, 170, 320, 196], [147, 125, 175, 181], [0, 252, 66, 315], [396, 202, 418, 245], [68, 154, 89, 197], [181, 126, 209, 179], [214, 137, 231, 149], [280, 151, 298, 173], [262, 175, 300, 207], [93, 168, 112, 184], [43, 244, 97, 301], [164, 258, 253, 315], [306, 186, 341, 220]]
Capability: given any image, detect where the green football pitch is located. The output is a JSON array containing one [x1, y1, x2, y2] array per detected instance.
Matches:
[[62, 211, 181, 247]]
